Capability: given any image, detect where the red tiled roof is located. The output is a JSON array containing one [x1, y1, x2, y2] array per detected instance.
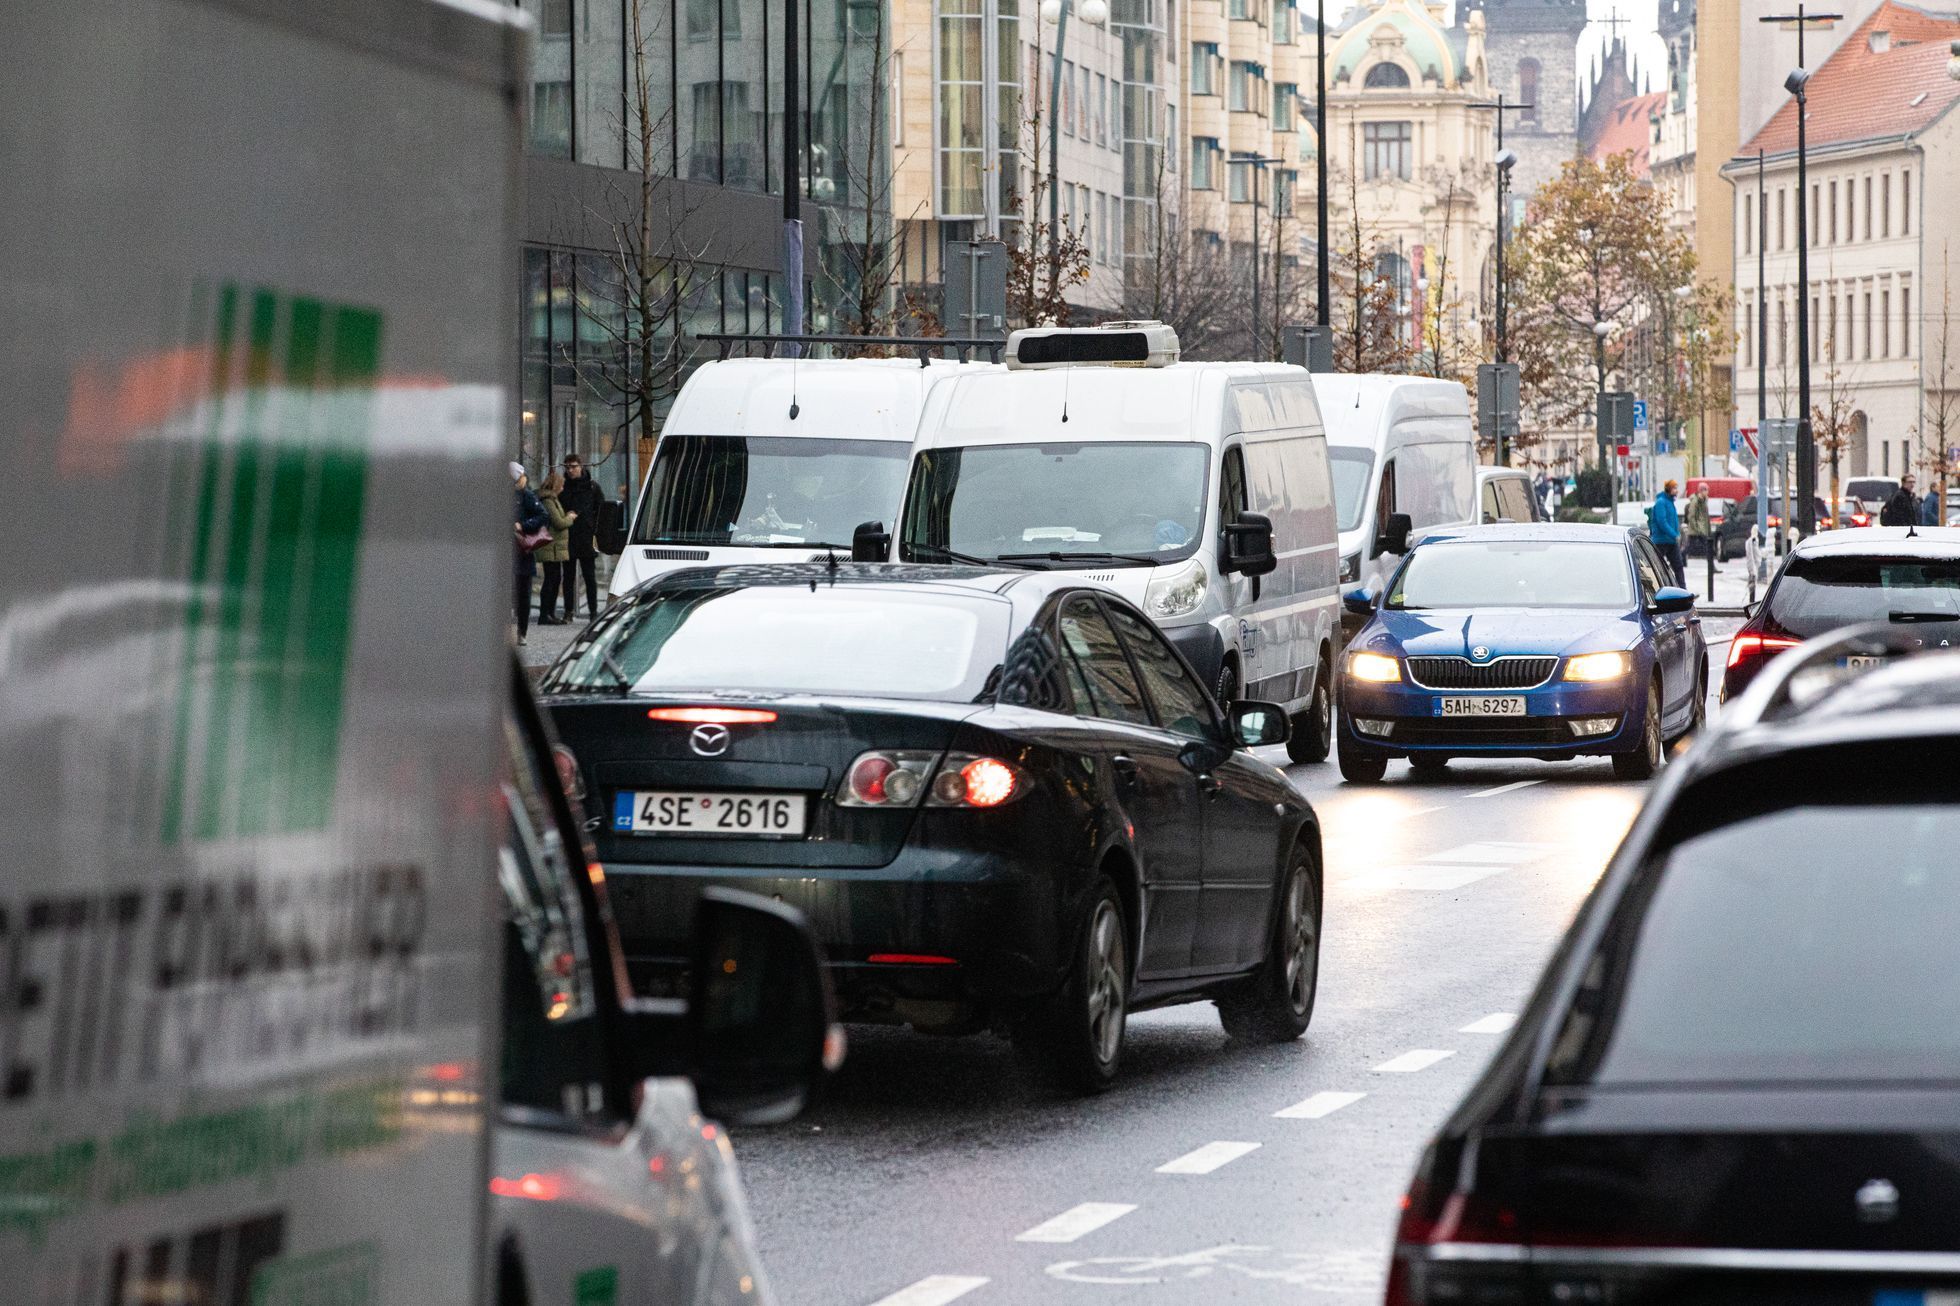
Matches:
[[1743, 1, 1960, 157], [1588, 90, 1668, 174]]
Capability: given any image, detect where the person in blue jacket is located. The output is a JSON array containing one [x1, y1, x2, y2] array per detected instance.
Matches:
[[1649, 480, 1685, 587]]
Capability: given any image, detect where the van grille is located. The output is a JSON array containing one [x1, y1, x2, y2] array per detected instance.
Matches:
[[1407, 656, 1557, 690], [640, 547, 711, 561]]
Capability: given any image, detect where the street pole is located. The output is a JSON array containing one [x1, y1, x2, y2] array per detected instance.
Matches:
[[1316, 0, 1328, 329], [1047, 0, 1069, 247], [1757, 148, 1770, 578], [1234, 157, 1283, 359], [782, 0, 804, 348]]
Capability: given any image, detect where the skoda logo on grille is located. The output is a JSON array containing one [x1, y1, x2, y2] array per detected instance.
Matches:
[[1471, 645, 1492, 662], [688, 723, 732, 757]]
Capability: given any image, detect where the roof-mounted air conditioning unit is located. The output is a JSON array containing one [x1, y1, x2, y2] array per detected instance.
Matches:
[[1005, 320, 1181, 370]]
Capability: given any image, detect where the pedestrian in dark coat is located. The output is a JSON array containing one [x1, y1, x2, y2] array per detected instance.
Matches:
[[536, 471, 576, 625], [1880, 473, 1920, 527], [559, 453, 605, 619], [511, 461, 546, 645]]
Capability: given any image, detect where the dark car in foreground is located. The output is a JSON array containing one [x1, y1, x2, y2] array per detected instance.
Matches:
[[1337, 524, 1707, 782], [1722, 526, 1960, 700], [540, 564, 1322, 1091], [1385, 628, 1960, 1305]]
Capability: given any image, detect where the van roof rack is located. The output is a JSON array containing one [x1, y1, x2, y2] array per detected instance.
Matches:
[[695, 332, 1005, 366]]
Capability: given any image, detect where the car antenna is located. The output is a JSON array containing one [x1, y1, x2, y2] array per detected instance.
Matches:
[[789, 346, 800, 420], [1061, 358, 1072, 424]]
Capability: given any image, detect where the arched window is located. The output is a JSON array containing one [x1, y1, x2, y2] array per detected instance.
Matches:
[[1517, 58, 1540, 123], [1364, 62, 1410, 89]]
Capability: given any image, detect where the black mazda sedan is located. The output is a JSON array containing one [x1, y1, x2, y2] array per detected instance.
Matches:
[[1386, 628, 1960, 1305], [540, 564, 1322, 1091]]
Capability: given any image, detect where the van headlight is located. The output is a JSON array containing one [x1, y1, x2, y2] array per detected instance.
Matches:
[[1144, 558, 1208, 619], [1339, 551, 1360, 584]]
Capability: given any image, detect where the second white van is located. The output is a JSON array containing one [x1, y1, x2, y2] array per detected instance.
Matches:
[[895, 322, 1343, 763]]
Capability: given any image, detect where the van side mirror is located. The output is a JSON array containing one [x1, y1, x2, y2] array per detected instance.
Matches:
[[1375, 512, 1413, 557], [1222, 512, 1277, 577], [851, 520, 891, 562], [1343, 587, 1377, 617], [1228, 700, 1290, 748]]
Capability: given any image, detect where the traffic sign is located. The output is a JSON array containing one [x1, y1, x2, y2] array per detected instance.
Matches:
[[1632, 399, 1650, 433], [1616, 444, 1630, 457], [1762, 417, 1801, 456], [1730, 429, 1743, 453], [1656, 438, 1670, 455]]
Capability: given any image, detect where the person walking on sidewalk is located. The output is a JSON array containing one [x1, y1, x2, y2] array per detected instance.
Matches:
[[536, 471, 577, 625], [511, 462, 547, 646], [559, 453, 604, 619], [1881, 473, 1920, 527], [1684, 485, 1713, 570], [1650, 480, 1685, 587]]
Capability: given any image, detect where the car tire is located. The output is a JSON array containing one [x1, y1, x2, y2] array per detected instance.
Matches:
[[1612, 679, 1664, 781], [1216, 659, 1239, 708], [1337, 726, 1388, 783], [1409, 754, 1449, 777], [1285, 666, 1334, 764], [1036, 879, 1128, 1094], [1667, 665, 1708, 746], [1217, 845, 1320, 1042]]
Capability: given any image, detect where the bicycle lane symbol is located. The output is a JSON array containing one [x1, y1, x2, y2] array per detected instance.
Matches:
[[1045, 1244, 1385, 1291]]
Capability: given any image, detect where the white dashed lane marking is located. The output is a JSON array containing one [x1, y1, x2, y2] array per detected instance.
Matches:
[[1156, 1141, 1262, 1174], [1374, 1049, 1456, 1074], [865, 1276, 990, 1306], [1015, 1203, 1138, 1244], [1467, 779, 1545, 799], [1273, 1090, 1368, 1119], [1460, 1012, 1518, 1034]]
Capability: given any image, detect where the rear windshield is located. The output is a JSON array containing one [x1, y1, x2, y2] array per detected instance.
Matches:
[[1388, 540, 1634, 610], [632, 435, 909, 550], [542, 586, 1009, 701], [1767, 554, 1960, 637], [1845, 479, 1896, 502], [1548, 805, 1960, 1087]]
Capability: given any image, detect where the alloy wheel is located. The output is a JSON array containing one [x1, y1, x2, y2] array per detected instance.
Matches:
[[1281, 866, 1318, 1016], [1085, 899, 1127, 1066]]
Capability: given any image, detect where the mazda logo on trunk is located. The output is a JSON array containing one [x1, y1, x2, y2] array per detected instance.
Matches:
[[689, 723, 732, 757], [1855, 1178, 1900, 1224]]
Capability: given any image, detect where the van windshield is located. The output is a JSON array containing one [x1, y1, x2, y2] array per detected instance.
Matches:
[[632, 435, 909, 549], [1329, 447, 1374, 532], [900, 442, 1209, 566]]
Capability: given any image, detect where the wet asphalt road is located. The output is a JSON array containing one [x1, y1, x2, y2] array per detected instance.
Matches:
[[735, 621, 1740, 1306]]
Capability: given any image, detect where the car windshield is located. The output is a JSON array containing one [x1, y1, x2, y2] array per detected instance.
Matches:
[[631, 435, 909, 549], [1549, 805, 1960, 1087], [1388, 540, 1635, 610], [1767, 554, 1960, 637], [1329, 446, 1374, 533], [542, 586, 1009, 701], [900, 441, 1208, 565]]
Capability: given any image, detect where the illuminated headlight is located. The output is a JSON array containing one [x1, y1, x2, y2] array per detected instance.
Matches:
[[1339, 551, 1361, 584], [1348, 651, 1402, 683], [1568, 716, 1619, 737], [1144, 558, 1208, 619], [1354, 718, 1394, 738], [1563, 651, 1633, 682]]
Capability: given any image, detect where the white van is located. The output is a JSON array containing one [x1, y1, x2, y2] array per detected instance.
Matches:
[[1314, 375, 1477, 625], [896, 322, 1343, 763], [1477, 464, 1547, 524], [610, 356, 992, 597]]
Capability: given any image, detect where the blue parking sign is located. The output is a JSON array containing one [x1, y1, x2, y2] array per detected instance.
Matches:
[[1632, 399, 1649, 432]]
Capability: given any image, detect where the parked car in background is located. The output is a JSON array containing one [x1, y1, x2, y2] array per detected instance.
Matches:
[[1713, 494, 1831, 561], [893, 322, 1343, 763], [1337, 524, 1707, 783], [1384, 631, 1960, 1306], [1830, 496, 1873, 528], [1613, 501, 1651, 533], [541, 565, 1323, 1092], [1722, 527, 1960, 700], [1844, 475, 1900, 513], [1476, 466, 1545, 524], [1315, 374, 1477, 627]]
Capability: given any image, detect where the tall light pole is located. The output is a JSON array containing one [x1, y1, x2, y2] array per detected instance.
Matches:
[[1757, 148, 1769, 566], [1041, 0, 1108, 314], [1760, 6, 1840, 537], [1233, 155, 1285, 358], [1495, 149, 1516, 364], [1315, 0, 1329, 332], [783, 0, 803, 348]]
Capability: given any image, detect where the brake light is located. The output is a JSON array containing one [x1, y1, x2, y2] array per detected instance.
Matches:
[[1726, 632, 1800, 671], [1852, 512, 1870, 527], [867, 953, 959, 965], [551, 744, 585, 799], [837, 751, 1029, 809], [847, 753, 920, 805], [645, 707, 778, 725], [958, 757, 1018, 807], [1385, 1176, 1523, 1306]]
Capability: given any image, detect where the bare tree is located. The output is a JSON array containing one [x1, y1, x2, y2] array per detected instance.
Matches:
[[1118, 148, 1247, 358], [1919, 243, 1958, 517], [1002, 60, 1092, 327], [1328, 128, 1416, 374], [1810, 268, 1860, 521]]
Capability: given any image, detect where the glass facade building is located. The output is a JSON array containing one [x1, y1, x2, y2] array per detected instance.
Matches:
[[513, 0, 893, 484]]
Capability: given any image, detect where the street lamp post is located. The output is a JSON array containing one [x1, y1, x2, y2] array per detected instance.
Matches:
[[1495, 149, 1516, 364], [1042, 0, 1108, 315], [783, 0, 803, 346], [1757, 148, 1770, 570], [1315, 0, 1329, 332], [1232, 155, 1285, 357]]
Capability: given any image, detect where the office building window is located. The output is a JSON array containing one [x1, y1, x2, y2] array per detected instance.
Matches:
[[1864, 290, 1873, 359], [1229, 154, 1252, 203], [1095, 72, 1107, 144], [1229, 61, 1266, 113], [1079, 65, 1092, 137], [1274, 83, 1296, 130], [1903, 284, 1912, 356], [1229, 0, 1252, 17], [1192, 136, 1219, 189], [1863, 176, 1872, 241], [1810, 183, 1819, 245], [1882, 172, 1891, 236], [1365, 62, 1411, 89], [1882, 288, 1891, 357], [1062, 60, 1076, 136], [1903, 170, 1912, 234], [938, 0, 1021, 219], [1777, 189, 1786, 250], [1191, 43, 1219, 96], [1743, 200, 1752, 255], [1363, 121, 1412, 180], [1274, 0, 1293, 43]]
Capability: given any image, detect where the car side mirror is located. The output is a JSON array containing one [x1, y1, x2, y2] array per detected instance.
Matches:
[[1375, 512, 1413, 557], [1651, 586, 1695, 615], [1229, 700, 1290, 748], [1222, 512, 1277, 577], [1342, 587, 1377, 617], [851, 520, 891, 563], [630, 888, 838, 1127]]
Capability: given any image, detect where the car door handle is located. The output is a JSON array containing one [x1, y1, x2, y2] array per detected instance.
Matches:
[[1111, 754, 1140, 785]]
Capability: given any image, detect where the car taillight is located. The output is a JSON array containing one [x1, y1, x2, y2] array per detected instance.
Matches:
[[836, 751, 1029, 809], [1726, 631, 1801, 671], [1385, 1176, 1524, 1306], [927, 754, 1027, 808], [645, 706, 778, 724], [551, 744, 585, 799], [1852, 512, 1871, 527]]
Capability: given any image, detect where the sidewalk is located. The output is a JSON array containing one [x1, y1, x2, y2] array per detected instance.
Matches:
[[1682, 547, 1766, 616]]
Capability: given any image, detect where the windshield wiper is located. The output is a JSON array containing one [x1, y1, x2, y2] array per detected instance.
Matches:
[[1889, 610, 1958, 623], [599, 650, 634, 696], [997, 550, 1164, 567], [912, 544, 1040, 569]]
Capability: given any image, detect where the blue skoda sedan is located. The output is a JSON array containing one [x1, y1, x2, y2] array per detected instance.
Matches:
[[1336, 524, 1707, 783]]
